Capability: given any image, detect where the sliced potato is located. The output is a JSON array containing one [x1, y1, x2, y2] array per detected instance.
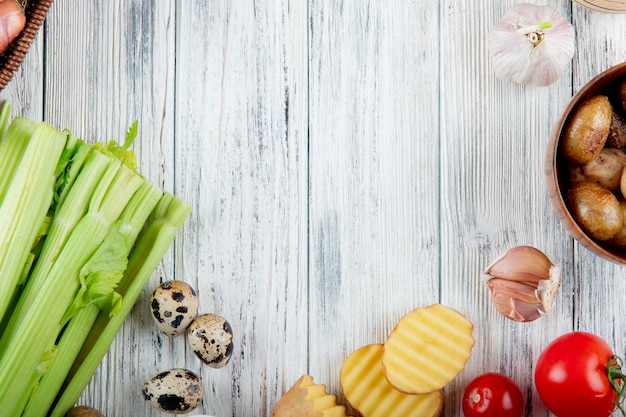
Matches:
[[382, 303, 474, 394], [341, 344, 443, 417], [270, 375, 347, 417]]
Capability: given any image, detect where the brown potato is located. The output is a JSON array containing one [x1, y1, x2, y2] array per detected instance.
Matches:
[[567, 182, 623, 241], [568, 148, 626, 192], [618, 77, 626, 114], [606, 106, 626, 148], [561, 95, 611, 164], [608, 199, 626, 249], [66, 406, 105, 417]]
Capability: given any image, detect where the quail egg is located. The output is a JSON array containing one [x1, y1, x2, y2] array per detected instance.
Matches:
[[142, 368, 203, 414], [188, 313, 234, 368], [150, 280, 199, 337]]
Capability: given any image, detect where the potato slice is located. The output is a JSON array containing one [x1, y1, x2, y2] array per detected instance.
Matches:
[[270, 375, 347, 417], [341, 344, 443, 417], [382, 303, 474, 394]]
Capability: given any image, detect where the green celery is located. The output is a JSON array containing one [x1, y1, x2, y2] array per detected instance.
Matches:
[[0, 121, 67, 324], [21, 181, 163, 417], [0, 150, 112, 343], [0, 101, 11, 139], [13, 345, 58, 416], [0, 160, 143, 415], [49, 193, 191, 417], [0, 117, 36, 202], [54, 134, 92, 210]]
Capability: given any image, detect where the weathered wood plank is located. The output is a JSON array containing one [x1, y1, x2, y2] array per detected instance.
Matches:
[[174, 1, 309, 415], [308, 0, 442, 407]]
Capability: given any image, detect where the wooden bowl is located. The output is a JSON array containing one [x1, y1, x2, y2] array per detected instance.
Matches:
[[573, 0, 626, 13], [0, 0, 54, 91], [546, 62, 626, 265]]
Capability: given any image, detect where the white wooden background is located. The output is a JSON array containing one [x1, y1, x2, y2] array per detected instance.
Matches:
[[1, 1, 626, 416]]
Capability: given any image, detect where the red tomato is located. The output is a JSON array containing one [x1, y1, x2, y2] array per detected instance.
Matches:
[[462, 373, 524, 417], [535, 331, 625, 417]]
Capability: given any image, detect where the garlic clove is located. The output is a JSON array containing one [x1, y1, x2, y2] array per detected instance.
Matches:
[[484, 245, 557, 284], [486, 278, 545, 322], [483, 246, 562, 322]]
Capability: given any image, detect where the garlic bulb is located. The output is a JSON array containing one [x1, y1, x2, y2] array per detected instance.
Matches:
[[483, 246, 561, 322], [488, 3, 575, 86]]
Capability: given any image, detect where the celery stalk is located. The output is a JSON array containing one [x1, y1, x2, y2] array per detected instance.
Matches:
[[0, 117, 37, 203], [49, 193, 191, 417], [0, 161, 143, 415], [54, 135, 92, 210], [0, 122, 67, 324], [0, 100, 11, 139], [0, 150, 112, 343], [20, 181, 164, 417]]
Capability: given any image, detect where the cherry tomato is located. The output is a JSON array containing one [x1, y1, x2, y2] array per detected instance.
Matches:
[[535, 331, 625, 417], [462, 373, 524, 417]]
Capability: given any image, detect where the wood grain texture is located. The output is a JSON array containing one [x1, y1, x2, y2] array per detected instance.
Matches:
[[308, 0, 442, 405], [0, 1, 625, 416], [174, 1, 309, 416]]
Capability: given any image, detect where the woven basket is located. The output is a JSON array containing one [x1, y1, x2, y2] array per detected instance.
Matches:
[[0, 0, 54, 91]]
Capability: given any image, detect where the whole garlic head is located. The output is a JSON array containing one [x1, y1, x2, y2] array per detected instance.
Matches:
[[488, 3, 575, 86], [483, 245, 561, 322]]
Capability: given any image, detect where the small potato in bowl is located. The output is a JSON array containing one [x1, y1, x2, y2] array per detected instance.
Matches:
[[567, 182, 623, 241], [608, 198, 626, 249], [568, 148, 626, 193], [561, 95, 612, 164], [618, 77, 626, 114], [606, 107, 626, 148]]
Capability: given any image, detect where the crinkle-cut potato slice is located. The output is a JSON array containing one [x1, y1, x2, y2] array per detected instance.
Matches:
[[341, 344, 443, 417], [382, 303, 475, 394], [270, 374, 348, 417]]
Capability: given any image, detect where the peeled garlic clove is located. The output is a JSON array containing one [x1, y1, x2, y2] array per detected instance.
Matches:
[[487, 3, 575, 86], [483, 246, 561, 322]]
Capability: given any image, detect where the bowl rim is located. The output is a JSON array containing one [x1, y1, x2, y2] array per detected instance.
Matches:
[[546, 61, 626, 265]]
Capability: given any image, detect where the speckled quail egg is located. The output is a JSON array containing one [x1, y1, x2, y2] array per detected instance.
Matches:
[[188, 313, 234, 368], [150, 280, 199, 337], [142, 368, 203, 414]]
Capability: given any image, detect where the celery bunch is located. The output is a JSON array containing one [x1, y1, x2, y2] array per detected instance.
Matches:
[[0, 102, 191, 417]]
